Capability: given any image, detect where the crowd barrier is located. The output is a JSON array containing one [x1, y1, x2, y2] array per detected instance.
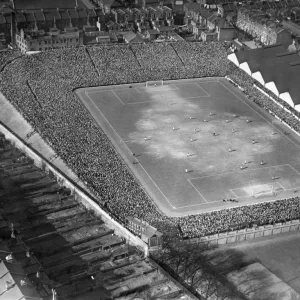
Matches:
[[0, 121, 149, 256], [182, 220, 300, 246]]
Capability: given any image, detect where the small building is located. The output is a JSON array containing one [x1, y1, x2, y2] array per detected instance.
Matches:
[[125, 216, 163, 248], [95, 32, 111, 43], [216, 18, 236, 42], [201, 31, 217, 41], [145, 28, 160, 40], [141, 225, 164, 248]]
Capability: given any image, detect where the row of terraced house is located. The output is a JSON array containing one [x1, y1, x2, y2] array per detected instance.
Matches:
[[184, 2, 236, 41]]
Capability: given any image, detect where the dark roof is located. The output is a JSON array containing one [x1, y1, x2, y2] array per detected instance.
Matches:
[[234, 46, 300, 105], [68, 8, 79, 18], [24, 13, 35, 22], [43, 11, 54, 21], [51, 10, 62, 20], [0, 14, 7, 24], [258, 52, 298, 88], [95, 9, 104, 17], [15, 13, 26, 23], [59, 10, 70, 20], [235, 44, 286, 73], [34, 11, 45, 21], [102, 0, 115, 5], [14, 0, 86, 10], [147, 29, 160, 34], [129, 35, 144, 43], [4, 14, 11, 23], [87, 8, 97, 17], [77, 8, 88, 17]]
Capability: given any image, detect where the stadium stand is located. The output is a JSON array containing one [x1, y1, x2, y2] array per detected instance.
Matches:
[[228, 44, 300, 109], [0, 42, 300, 241]]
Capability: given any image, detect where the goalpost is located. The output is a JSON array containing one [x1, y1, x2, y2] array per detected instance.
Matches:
[[251, 183, 282, 199], [145, 80, 164, 87]]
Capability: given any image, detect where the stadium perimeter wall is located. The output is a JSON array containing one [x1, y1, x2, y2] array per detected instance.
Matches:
[[183, 220, 300, 246], [0, 94, 148, 256]]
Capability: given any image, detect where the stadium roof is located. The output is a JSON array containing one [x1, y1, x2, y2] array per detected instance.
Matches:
[[228, 45, 300, 108]]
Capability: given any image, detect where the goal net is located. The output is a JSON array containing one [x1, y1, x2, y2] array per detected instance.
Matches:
[[145, 80, 163, 87], [252, 183, 282, 199]]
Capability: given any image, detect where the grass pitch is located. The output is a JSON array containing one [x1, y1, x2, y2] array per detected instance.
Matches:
[[76, 78, 300, 216]]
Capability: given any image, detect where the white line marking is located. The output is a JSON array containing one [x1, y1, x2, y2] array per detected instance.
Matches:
[[187, 179, 208, 203], [136, 84, 178, 93], [219, 80, 300, 152], [277, 181, 286, 190], [126, 101, 153, 105], [87, 88, 131, 93], [229, 189, 239, 198], [195, 82, 211, 97], [189, 164, 290, 181], [111, 90, 125, 105], [176, 199, 221, 209], [85, 90, 175, 209], [121, 141, 175, 209], [287, 164, 300, 177], [122, 140, 136, 143]]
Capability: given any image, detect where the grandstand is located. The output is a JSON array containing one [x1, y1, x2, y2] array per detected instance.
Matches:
[[0, 42, 300, 243], [228, 44, 300, 109]]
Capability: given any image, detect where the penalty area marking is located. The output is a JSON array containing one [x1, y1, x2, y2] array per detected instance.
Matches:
[[125, 95, 212, 105], [84, 90, 176, 210], [111, 90, 125, 105], [172, 82, 210, 97], [188, 164, 292, 181], [187, 179, 208, 203], [195, 82, 211, 97]]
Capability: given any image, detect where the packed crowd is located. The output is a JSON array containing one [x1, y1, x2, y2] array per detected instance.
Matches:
[[0, 50, 21, 72], [178, 197, 300, 238], [0, 42, 300, 239]]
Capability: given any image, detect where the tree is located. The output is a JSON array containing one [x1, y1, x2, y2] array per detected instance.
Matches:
[[153, 238, 248, 300]]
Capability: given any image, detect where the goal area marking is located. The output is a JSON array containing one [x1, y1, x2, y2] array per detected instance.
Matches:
[[145, 80, 164, 87], [230, 182, 285, 199]]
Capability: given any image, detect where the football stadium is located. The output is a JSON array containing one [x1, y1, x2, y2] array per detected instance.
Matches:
[[1, 42, 300, 242], [77, 77, 300, 217]]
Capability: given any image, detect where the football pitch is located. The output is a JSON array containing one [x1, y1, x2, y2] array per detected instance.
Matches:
[[76, 78, 300, 216]]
